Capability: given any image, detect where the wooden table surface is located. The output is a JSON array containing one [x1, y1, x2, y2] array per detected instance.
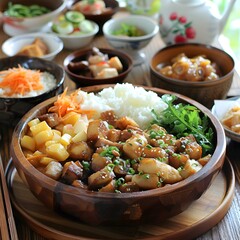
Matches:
[[0, 10, 240, 240]]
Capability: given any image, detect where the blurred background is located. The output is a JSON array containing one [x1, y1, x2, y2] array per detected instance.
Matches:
[[215, 0, 240, 63], [117, 0, 239, 65]]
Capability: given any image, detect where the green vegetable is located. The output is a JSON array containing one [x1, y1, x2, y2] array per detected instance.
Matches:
[[52, 21, 74, 35], [5, 3, 50, 18], [65, 11, 85, 24], [151, 94, 214, 155], [112, 23, 145, 37], [100, 146, 120, 159]]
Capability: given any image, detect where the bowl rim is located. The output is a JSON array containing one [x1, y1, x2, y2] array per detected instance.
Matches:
[[50, 21, 99, 38], [102, 15, 159, 41], [2, 0, 67, 21], [63, 47, 133, 81], [11, 84, 226, 199], [150, 43, 235, 86], [1, 32, 64, 59], [0, 56, 65, 100]]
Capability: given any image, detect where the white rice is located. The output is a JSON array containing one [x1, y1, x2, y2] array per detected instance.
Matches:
[[79, 83, 168, 129], [0, 71, 57, 98]]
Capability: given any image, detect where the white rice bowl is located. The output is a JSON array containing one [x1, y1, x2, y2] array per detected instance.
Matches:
[[0, 71, 57, 98], [80, 83, 168, 129]]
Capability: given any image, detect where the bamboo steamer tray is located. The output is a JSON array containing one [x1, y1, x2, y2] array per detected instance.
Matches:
[[6, 158, 234, 240]]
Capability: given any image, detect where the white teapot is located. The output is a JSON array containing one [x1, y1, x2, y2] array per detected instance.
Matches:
[[159, 0, 236, 45]]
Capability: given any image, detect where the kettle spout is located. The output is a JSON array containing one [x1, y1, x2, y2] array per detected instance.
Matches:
[[219, 0, 236, 33]]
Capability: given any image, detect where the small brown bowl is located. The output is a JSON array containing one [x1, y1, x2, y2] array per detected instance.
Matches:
[[0, 56, 65, 126], [69, 0, 119, 32], [63, 48, 133, 87], [11, 84, 226, 225], [150, 43, 235, 109]]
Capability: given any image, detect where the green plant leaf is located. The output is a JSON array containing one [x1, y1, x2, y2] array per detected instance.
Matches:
[[151, 94, 214, 155]]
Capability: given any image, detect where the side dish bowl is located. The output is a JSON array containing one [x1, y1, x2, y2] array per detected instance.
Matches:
[[103, 15, 159, 65], [11, 84, 226, 225], [150, 43, 235, 109], [63, 48, 133, 87], [1, 0, 67, 35], [0, 56, 65, 126], [2, 32, 63, 61], [49, 20, 99, 50]]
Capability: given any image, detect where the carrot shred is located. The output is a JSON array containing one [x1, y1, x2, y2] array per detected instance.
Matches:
[[48, 88, 96, 118], [0, 65, 43, 96]]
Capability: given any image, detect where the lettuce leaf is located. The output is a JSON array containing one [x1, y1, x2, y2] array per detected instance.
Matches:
[[151, 94, 214, 155]]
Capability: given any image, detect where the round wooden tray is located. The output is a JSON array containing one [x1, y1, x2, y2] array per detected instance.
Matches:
[[6, 158, 235, 240]]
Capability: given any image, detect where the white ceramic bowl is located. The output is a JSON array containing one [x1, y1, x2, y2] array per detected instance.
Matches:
[[212, 97, 240, 142], [2, 33, 64, 61], [102, 15, 159, 50], [49, 21, 99, 50], [2, 0, 67, 35]]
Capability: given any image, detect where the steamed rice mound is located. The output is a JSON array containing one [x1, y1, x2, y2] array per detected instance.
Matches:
[[80, 83, 168, 129]]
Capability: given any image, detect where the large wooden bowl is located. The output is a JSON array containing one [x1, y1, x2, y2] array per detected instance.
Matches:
[[10, 85, 226, 225]]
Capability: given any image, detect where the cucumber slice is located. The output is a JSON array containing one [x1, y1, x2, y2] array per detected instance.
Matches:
[[52, 21, 74, 35], [65, 11, 85, 24], [79, 20, 94, 33]]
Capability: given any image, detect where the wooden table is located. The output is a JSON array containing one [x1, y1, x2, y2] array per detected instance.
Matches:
[[0, 10, 240, 240]]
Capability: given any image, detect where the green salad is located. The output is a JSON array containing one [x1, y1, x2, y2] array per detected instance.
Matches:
[[112, 23, 145, 37], [5, 2, 50, 18]]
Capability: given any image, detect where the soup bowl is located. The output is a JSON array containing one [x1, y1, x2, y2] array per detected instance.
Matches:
[[150, 43, 235, 109]]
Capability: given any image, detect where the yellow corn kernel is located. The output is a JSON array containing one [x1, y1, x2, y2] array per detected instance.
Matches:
[[61, 112, 81, 125], [46, 143, 69, 161], [34, 129, 53, 146], [39, 157, 56, 165], [30, 121, 51, 136], [62, 124, 75, 136], [72, 130, 87, 143], [28, 118, 40, 128], [60, 133, 72, 147], [45, 140, 59, 147], [20, 135, 36, 152], [52, 130, 61, 141]]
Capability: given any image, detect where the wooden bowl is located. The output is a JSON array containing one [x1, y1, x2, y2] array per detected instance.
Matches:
[[10, 85, 226, 225], [150, 43, 235, 109], [63, 48, 133, 87], [0, 56, 65, 126]]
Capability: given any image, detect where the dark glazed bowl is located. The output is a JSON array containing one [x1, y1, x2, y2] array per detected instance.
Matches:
[[11, 84, 226, 226], [0, 56, 65, 126], [150, 43, 235, 109], [63, 48, 133, 87], [69, 0, 119, 32]]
